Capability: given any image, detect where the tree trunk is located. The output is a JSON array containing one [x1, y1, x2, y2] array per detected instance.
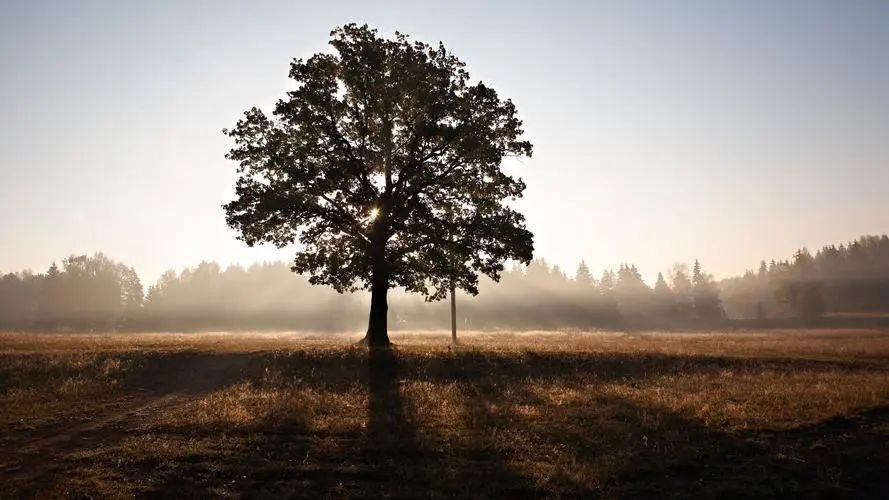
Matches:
[[363, 279, 390, 346], [361, 238, 390, 347], [360, 220, 391, 347]]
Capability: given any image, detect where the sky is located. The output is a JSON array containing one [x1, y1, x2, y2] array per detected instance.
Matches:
[[2, 0, 888, 286]]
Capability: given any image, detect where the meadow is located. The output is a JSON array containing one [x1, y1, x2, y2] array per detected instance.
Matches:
[[1, 329, 888, 498]]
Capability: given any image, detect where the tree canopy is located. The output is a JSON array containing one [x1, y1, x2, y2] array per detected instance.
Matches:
[[223, 24, 534, 344]]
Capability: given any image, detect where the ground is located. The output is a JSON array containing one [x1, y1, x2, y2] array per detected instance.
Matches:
[[1, 329, 889, 499]]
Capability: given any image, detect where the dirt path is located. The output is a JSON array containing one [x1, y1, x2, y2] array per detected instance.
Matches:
[[0, 352, 253, 496]]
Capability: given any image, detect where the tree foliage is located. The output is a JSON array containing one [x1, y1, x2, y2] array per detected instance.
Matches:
[[223, 24, 534, 306]]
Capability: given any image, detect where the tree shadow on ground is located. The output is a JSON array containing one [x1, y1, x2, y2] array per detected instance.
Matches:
[[361, 346, 538, 497], [599, 397, 889, 499], [6, 348, 888, 498], [133, 347, 536, 498], [140, 348, 889, 497]]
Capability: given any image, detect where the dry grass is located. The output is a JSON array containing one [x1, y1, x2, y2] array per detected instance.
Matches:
[[1, 329, 888, 498]]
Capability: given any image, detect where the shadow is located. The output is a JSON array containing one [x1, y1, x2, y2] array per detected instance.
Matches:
[[361, 346, 425, 496], [366, 346, 411, 445], [0, 351, 257, 498], [403, 350, 887, 390], [599, 396, 889, 499], [7, 347, 888, 498], [730, 315, 889, 330], [137, 347, 889, 497]]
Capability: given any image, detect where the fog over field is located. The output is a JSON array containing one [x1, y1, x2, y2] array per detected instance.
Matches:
[[3, 234, 889, 332]]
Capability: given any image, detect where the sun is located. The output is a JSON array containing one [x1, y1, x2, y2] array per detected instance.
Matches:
[[368, 208, 380, 221]]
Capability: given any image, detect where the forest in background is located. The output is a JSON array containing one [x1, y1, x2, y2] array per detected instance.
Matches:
[[1, 235, 888, 332]]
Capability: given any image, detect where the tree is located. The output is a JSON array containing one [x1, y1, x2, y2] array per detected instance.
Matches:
[[669, 263, 694, 319], [653, 272, 675, 316], [574, 260, 593, 287], [38, 262, 63, 329], [691, 260, 722, 321], [776, 248, 825, 319], [120, 266, 144, 324], [615, 264, 652, 317], [223, 25, 534, 346], [599, 269, 620, 322]]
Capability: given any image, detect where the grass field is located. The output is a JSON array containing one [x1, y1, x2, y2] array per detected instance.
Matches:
[[1, 329, 889, 498]]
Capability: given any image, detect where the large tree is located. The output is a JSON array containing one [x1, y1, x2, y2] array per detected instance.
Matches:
[[223, 25, 534, 346]]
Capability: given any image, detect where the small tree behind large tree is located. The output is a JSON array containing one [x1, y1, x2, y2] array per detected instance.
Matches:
[[223, 25, 534, 346]]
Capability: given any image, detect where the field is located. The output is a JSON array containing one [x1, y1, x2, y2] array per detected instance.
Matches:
[[2, 330, 889, 498]]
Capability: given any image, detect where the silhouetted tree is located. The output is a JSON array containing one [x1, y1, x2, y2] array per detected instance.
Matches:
[[120, 266, 144, 324], [37, 262, 63, 329], [615, 264, 652, 318], [653, 272, 676, 316], [0, 271, 39, 329], [692, 260, 722, 321], [574, 260, 593, 287], [223, 24, 533, 346], [776, 248, 825, 319], [599, 269, 620, 322], [670, 263, 694, 320]]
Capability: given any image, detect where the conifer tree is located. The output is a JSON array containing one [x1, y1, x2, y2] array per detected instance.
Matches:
[[574, 260, 593, 287], [691, 260, 722, 321], [653, 271, 676, 316]]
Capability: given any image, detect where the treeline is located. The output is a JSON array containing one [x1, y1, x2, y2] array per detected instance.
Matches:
[[444, 259, 723, 330], [1, 235, 887, 332], [0, 254, 723, 331], [0, 254, 142, 331], [720, 235, 889, 319]]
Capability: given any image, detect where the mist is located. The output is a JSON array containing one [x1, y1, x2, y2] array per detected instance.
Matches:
[[3, 234, 888, 333]]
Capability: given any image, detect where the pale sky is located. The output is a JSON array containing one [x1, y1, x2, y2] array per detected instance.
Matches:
[[2, 0, 888, 286]]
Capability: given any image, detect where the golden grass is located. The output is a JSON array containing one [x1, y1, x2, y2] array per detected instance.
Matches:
[[1, 328, 888, 498]]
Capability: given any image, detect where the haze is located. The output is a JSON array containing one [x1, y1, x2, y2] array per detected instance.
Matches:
[[2, 0, 888, 284]]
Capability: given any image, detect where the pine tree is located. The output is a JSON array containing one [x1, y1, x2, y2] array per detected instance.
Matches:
[[599, 269, 619, 321], [38, 262, 64, 329], [653, 272, 676, 317], [574, 260, 593, 287], [692, 260, 703, 285], [777, 248, 825, 319], [670, 263, 694, 320], [691, 260, 722, 321], [615, 264, 652, 317]]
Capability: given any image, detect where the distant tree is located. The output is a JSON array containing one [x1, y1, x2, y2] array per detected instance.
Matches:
[[615, 264, 652, 317], [599, 269, 615, 296], [653, 272, 670, 294], [598, 269, 619, 320], [223, 24, 533, 346], [653, 272, 676, 316], [776, 248, 825, 320], [669, 263, 694, 319], [0, 272, 38, 329], [691, 260, 723, 321], [692, 260, 702, 284], [37, 262, 63, 329], [120, 266, 144, 324], [574, 260, 593, 288]]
